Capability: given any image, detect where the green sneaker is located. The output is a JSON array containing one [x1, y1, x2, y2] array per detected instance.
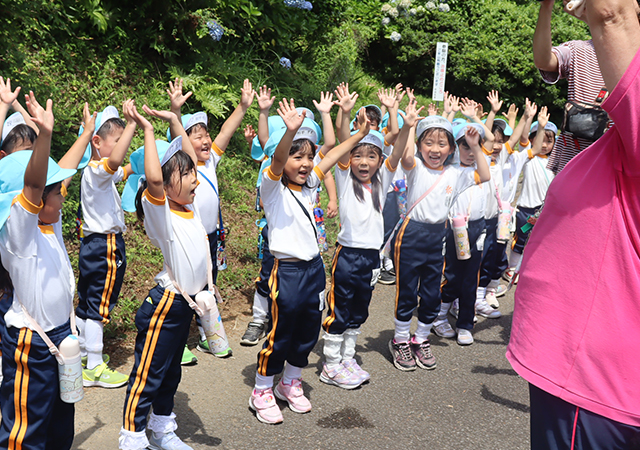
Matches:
[[82, 362, 128, 388], [181, 345, 198, 366], [197, 339, 233, 358], [81, 354, 110, 368]]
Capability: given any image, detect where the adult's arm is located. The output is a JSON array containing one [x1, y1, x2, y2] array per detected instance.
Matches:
[[533, 0, 560, 72]]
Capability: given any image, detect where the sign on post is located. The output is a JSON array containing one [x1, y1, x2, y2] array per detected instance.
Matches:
[[432, 42, 449, 102]]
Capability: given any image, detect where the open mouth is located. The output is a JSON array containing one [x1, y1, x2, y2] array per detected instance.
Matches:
[[428, 154, 442, 165]]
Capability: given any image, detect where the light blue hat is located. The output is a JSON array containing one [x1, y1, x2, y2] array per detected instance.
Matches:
[[530, 121, 558, 135], [121, 139, 174, 212], [381, 110, 405, 131], [452, 118, 467, 128], [350, 105, 383, 131], [263, 117, 322, 158], [351, 129, 385, 151], [78, 105, 120, 170], [165, 112, 208, 141], [251, 115, 286, 161], [492, 118, 514, 136], [1, 112, 26, 144], [454, 123, 485, 142], [416, 116, 454, 140], [0, 150, 76, 229]]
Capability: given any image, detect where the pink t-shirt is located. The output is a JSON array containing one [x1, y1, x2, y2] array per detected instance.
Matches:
[[507, 47, 640, 427]]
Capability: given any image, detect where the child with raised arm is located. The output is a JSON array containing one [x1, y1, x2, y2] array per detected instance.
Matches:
[[0, 77, 39, 158], [75, 100, 136, 388], [119, 104, 202, 450], [386, 99, 490, 372], [0, 92, 78, 449], [250, 102, 371, 425]]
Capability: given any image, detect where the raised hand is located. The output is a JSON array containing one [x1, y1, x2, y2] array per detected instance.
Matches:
[[405, 87, 416, 103], [428, 103, 438, 116], [502, 103, 519, 122], [257, 85, 275, 111], [25, 91, 54, 135], [240, 79, 256, 109], [399, 98, 425, 128], [476, 102, 487, 119], [355, 106, 372, 135], [313, 91, 334, 114], [377, 88, 397, 110], [537, 106, 549, 128], [244, 124, 256, 144], [167, 77, 193, 112], [524, 98, 538, 119], [121, 99, 136, 124], [460, 98, 478, 119], [450, 95, 461, 113], [333, 83, 358, 112], [277, 98, 305, 131], [465, 125, 481, 147], [487, 90, 503, 113], [142, 105, 177, 124], [443, 91, 452, 114], [130, 103, 153, 131], [81, 102, 97, 136], [0, 77, 21, 105]]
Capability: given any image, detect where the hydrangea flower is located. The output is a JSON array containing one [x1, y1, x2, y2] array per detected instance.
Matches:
[[388, 7, 399, 17], [382, 17, 391, 26], [381, 3, 392, 13], [399, 0, 412, 8], [389, 31, 402, 42], [207, 21, 224, 41], [302, 1, 313, 10], [426, 1, 436, 10], [279, 57, 292, 69], [416, 5, 425, 13], [283, 0, 311, 9], [439, 3, 450, 12], [409, 7, 417, 15]]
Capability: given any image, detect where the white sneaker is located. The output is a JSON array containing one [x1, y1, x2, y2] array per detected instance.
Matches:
[[449, 300, 477, 323], [495, 284, 508, 298], [456, 328, 474, 345], [432, 321, 456, 339], [148, 431, 193, 450], [485, 290, 499, 309], [476, 300, 502, 319]]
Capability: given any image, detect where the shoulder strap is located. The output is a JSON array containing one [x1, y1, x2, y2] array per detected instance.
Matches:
[[405, 169, 447, 220], [287, 187, 318, 240], [198, 169, 224, 231]]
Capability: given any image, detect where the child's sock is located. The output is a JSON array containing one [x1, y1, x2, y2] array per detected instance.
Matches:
[[509, 251, 523, 270], [394, 318, 411, 343], [342, 328, 361, 361], [282, 364, 303, 385], [77, 318, 87, 357], [148, 412, 177, 439], [476, 286, 487, 303], [435, 302, 451, 323], [197, 326, 207, 342], [413, 321, 432, 344], [252, 292, 268, 324], [322, 332, 343, 369], [254, 372, 274, 391], [85, 319, 104, 370]]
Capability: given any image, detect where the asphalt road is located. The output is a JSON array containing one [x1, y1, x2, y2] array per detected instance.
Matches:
[[72, 282, 530, 450]]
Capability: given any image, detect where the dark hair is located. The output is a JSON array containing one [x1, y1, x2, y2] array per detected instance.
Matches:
[[185, 123, 208, 136], [349, 143, 383, 212], [42, 181, 62, 203], [96, 117, 126, 139], [416, 127, 456, 166], [281, 138, 316, 189], [529, 130, 557, 143], [365, 106, 382, 128], [135, 150, 196, 221], [1, 124, 37, 154], [491, 124, 506, 143], [0, 254, 13, 300]]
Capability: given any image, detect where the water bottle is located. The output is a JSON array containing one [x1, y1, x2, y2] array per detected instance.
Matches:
[[58, 334, 84, 403], [452, 216, 471, 260], [314, 207, 328, 252], [216, 227, 227, 271], [195, 291, 231, 357], [497, 201, 513, 244], [395, 179, 407, 218]]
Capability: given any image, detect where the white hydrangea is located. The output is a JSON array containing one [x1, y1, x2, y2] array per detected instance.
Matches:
[[416, 5, 425, 13], [389, 31, 402, 42], [409, 7, 417, 15], [398, 0, 411, 9], [388, 7, 399, 17], [382, 17, 391, 26], [439, 3, 450, 12], [426, 1, 436, 10], [381, 3, 391, 13]]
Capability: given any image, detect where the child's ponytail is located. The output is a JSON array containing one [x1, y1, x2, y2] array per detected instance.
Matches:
[[135, 178, 148, 222]]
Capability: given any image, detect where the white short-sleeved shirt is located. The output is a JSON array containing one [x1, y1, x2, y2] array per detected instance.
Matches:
[[0, 193, 74, 331], [195, 143, 223, 235], [449, 171, 487, 222], [403, 159, 481, 224], [81, 158, 127, 235], [260, 166, 323, 260], [502, 143, 532, 204], [517, 153, 555, 208], [335, 159, 397, 249], [142, 190, 209, 295], [484, 148, 507, 220]]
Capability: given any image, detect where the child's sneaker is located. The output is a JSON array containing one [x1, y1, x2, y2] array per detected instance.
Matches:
[[495, 284, 508, 298], [449, 300, 478, 323], [181, 345, 198, 365], [410, 338, 436, 370], [503, 268, 519, 284], [274, 378, 312, 413], [388, 339, 417, 371], [476, 300, 502, 319], [377, 269, 396, 285], [342, 359, 370, 383], [320, 363, 362, 389], [240, 322, 267, 346], [148, 431, 193, 450], [81, 354, 110, 368], [432, 321, 456, 339], [249, 388, 283, 424], [82, 362, 129, 388], [456, 328, 474, 346], [485, 290, 500, 309], [196, 339, 233, 358]]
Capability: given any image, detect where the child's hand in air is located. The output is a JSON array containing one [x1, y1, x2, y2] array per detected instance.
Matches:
[[277, 98, 305, 131], [502, 103, 519, 123], [377, 88, 397, 110], [0, 77, 20, 106], [81, 102, 97, 136], [538, 106, 549, 129], [465, 125, 482, 149], [257, 86, 275, 111], [130, 103, 153, 131], [443, 91, 452, 115], [25, 91, 53, 135], [524, 98, 538, 119], [333, 83, 358, 113], [399, 98, 425, 128], [313, 91, 334, 114], [355, 107, 372, 135], [244, 124, 257, 144], [450, 95, 460, 113], [428, 103, 438, 116], [487, 90, 503, 114], [240, 79, 256, 109], [167, 77, 192, 112], [405, 87, 416, 103], [460, 98, 478, 119]]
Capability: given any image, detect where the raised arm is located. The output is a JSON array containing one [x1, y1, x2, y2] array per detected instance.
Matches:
[[530, 106, 551, 157], [533, 0, 560, 72], [106, 99, 136, 172], [388, 99, 423, 171], [271, 99, 306, 176], [333, 83, 358, 144], [213, 79, 255, 152], [23, 92, 53, 205], [167, 77, 192, 128], [519, 99, 538, 147], [485, 90, 503, 132], [143, 106, 197, 166], [461, 98, 495, 145], [313, 91, 335, 154], [0, 77, 21, 142], [59, 103, 96, 187], [130, 104, 163, 199], [257, 85, 275, 150], [465, 127, 491, 182], [586, 0, 640, 89], [317, 109, 370, 175]]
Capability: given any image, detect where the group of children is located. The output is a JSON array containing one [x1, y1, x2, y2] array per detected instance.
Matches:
[[0, 75, 556, 447]]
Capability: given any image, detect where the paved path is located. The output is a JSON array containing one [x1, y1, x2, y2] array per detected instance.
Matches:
[[72, 283, 530, 449]]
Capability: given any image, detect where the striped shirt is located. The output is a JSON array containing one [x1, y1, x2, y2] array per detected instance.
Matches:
[[540, 40, 606, 174]]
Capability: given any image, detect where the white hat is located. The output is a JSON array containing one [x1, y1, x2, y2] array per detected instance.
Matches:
[[352, 130, 385, 151], [160, 136, 184, 167], [416, 116, 453, 140], [1, 112, 26, 143], [296, 107, 315, 122]]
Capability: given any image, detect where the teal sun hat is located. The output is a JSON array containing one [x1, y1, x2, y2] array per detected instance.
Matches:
[[263, 117, 322, 158], [77, 105, 120, 170], [251, 115, 286, 161]]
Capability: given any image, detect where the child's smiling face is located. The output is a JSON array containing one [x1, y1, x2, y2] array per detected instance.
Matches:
[[284, 142, 315, 185], [188, 124, 213, 162], [418, 128, 453, 169], [350, 144, 382, 183]]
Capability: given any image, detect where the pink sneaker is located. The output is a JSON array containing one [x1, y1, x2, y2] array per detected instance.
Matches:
[[249, 388, 283, 424], [274, 378, 311, 413], [342, 359, 370, 384], [319, 363, 363, 389]]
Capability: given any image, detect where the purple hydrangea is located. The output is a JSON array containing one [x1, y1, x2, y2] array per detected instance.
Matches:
[[279, 57, 292, 69], [206, 21, 224, 41]]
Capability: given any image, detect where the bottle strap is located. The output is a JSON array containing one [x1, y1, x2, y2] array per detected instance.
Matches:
[[287, 187, 318, 240]]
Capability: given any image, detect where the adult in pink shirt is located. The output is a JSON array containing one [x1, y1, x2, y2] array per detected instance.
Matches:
[[507, 0, 640, 448]]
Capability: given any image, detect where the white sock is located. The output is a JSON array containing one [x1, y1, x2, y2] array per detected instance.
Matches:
[[323, 332, 344, 368], [197, 326, 207, 342], [394, 318, 411, 343], [282, 364, 303, 385], [77, 318, 87, 357], [342, 328, 360, 361], [476, 286, 487, 303], [437, 302, 451, 319], [252, 292, 268, 324], [254, 372, 274, 391], [509, 251, 523, 269], [413, 321, 432, 344], [85, 319, 104, 370], [384, 257, 394, 272]]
